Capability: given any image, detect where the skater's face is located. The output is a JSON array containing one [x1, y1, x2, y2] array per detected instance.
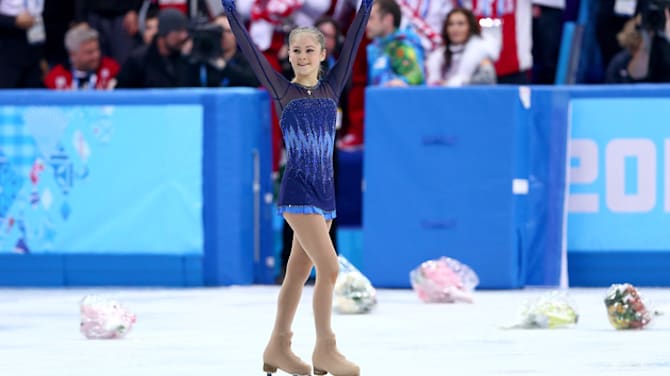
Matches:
[[446, 10, 472, 45], [288, 33, 326, 81]]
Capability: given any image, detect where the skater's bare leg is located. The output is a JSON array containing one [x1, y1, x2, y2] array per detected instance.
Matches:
[[284, 213, 359, 376], [273, 232, 313, 334], [263, 228, 312, 375], [284, 214, 337, 338]]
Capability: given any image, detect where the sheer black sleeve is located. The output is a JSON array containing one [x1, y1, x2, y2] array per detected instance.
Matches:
[[324, 1, 372, 97], [223, 2, 289, 99]]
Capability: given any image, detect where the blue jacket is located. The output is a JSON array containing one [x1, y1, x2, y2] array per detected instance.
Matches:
[[367, 27, 426, 86]]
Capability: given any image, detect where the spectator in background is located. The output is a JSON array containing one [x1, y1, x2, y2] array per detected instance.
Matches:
[[426, 7, 499, 86], [242, 0, 331, 53], [115, 8, 192, 88], [316, 16, 344, 70], [188, 13, 260, 87], [596, 0, 631, 73], [42, 0, 76, 68], [365, 0, 425, 86], [626, 4, 670, 83], [332, 0, 370, 149], [605, 17, 643, 83], [315, 15, 348, 134], [75, 0, 142, 65], [44, 25, 119, 90], [141, 7, 159, 45], [151, 0, 190, 15], [532, 0, 564, 84], [0, 0, 45, 88], [397, 0, 452, 56], [140, 0, 214, 19], [470, 0, 533, 84]]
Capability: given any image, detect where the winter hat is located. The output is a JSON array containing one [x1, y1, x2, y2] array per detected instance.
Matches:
[[158, 8, 188, 36]]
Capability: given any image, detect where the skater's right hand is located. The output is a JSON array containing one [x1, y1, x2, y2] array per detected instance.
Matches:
[[221, 0, 236, 13]]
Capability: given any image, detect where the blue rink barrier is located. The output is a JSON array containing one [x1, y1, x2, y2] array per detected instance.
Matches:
[[4, 85, 670, 288], [0, 89, 274, 286], [362, 86, 556, 289], [361, 85, 670, 289], [556, 85, 670, 286]]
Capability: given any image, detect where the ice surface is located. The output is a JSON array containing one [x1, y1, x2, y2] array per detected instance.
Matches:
[[1, 286, 668, 375]]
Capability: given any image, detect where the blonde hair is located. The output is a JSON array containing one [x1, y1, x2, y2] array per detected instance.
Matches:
[[288, 27, 326, 51]]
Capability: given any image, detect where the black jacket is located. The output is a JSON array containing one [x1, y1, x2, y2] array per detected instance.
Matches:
[[116, 40, 193, 88], [0, 13, 42, 67], [75, 0, 143, 20], [189, 51, 260, 87]]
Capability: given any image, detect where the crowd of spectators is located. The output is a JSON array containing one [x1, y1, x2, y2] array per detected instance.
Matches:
[[2, 0, 670, 149]]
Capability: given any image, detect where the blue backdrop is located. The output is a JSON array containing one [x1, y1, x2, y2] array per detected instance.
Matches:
[[0, 105, 203, 254], [565, 92, 670, 286], [569, 98, 670, 250], [0, 89, 274, 286], [3, 86, 670, 287], [361, 87, 566, 289], [361, 85, 670, 288]]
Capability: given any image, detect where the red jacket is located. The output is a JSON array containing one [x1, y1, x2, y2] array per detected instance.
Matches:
[[44, 57, 120, 90]]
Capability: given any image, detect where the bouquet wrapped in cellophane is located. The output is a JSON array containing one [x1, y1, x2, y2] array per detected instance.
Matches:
[[604, 283, 652, 330], [504, 291, 579, 329], [333, 256, 377, 314], [80, 295, 137, 339], [409, 257, 479, 303]]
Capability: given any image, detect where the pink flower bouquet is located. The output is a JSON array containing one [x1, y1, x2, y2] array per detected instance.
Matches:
[[80, 295, 137, 339], [410, 257, 479, 303]]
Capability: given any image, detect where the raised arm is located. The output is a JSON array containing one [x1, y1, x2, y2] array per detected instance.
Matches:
[[221, 0, 287, 98], [326, 0, 373, 96]]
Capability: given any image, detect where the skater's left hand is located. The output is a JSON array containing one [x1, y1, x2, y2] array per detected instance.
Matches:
[[221, 0, 236, 13]]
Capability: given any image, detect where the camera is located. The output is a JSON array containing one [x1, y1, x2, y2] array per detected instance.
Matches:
[[189, 22, 223, 64], [640, 0, 670, 32]]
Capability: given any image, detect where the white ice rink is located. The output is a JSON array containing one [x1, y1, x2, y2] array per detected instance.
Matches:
[[1, 286, 669, 375]]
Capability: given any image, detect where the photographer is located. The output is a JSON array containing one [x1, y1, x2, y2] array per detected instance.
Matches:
[[626, 0, 670, 82], [116, 8, 192, 88], [188, 13, 259, 87]]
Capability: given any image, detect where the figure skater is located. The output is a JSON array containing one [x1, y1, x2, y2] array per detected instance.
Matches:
[[220, 0, 372, 375]]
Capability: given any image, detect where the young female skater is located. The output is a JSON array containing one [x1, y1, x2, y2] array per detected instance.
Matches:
[[220, 0, 372, 375]]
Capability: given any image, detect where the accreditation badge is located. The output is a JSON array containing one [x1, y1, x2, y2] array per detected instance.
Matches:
[[27, 14, 46, 44]]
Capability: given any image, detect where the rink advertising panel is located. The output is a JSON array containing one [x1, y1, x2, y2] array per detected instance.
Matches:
[[568, 98, 670, 251], [0, 105, 204, 255]]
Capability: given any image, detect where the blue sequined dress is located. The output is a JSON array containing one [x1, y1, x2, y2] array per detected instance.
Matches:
[[224, 1, 371, 220]]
